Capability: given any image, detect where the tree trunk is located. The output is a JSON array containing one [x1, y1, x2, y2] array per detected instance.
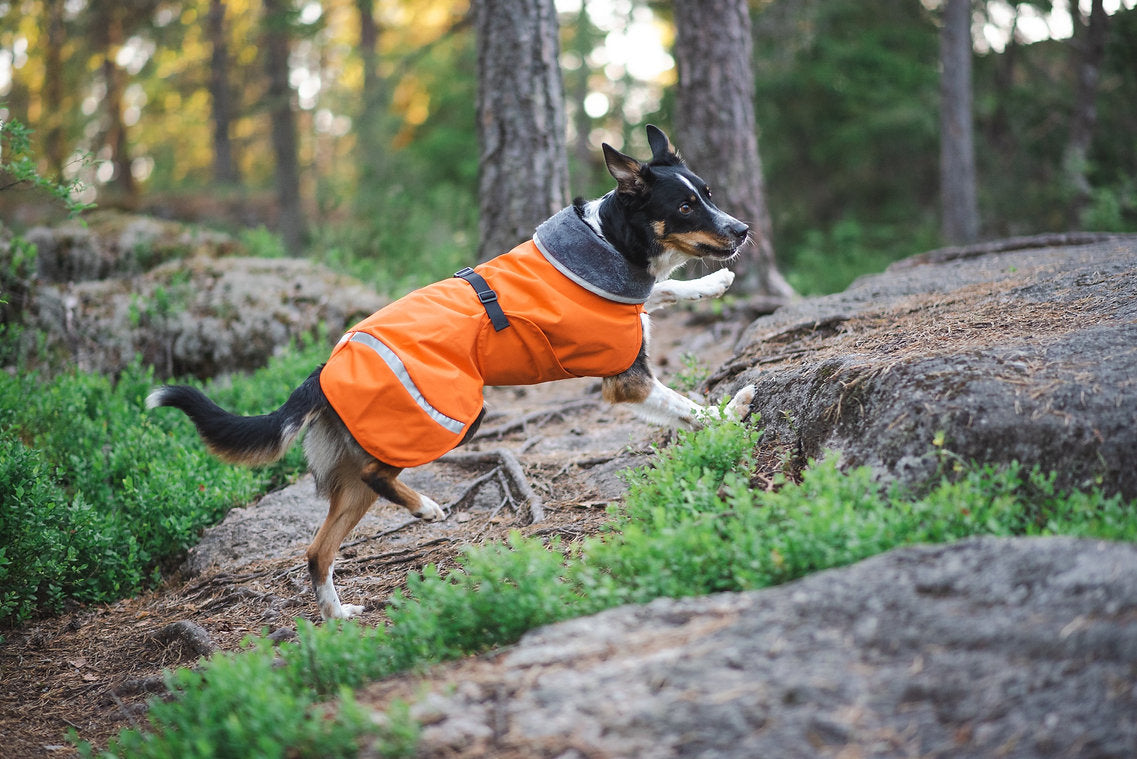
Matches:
[[262, 0, 308, 255], [474, 0, 569, 262], [939, 0, 979, 245], [43, 0, 66, 178], [672, 0, 793, 298], [207, 0, 240, 186], [1064, 0, 1108, 222], [354, 0, 388, 208], [102, 6, 136, 205]]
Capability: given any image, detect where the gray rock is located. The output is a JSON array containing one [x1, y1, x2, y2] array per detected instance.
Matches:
[[25, 210, 238, 282], [27, 254, 384, 378], [8, 212, 385, 378], [401, 537, 1137, 758], [710, 237, 1137, 498]]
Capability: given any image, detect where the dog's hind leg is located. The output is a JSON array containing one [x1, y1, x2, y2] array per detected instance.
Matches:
[[360, 461, 446, 522], [306, 460, 445, 621], [307, 475, 378, 620]]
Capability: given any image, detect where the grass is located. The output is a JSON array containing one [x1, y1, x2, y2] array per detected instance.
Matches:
[[80, 416, 1137, 758]]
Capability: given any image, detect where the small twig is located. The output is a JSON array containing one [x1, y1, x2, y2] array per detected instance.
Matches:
[[472, 494, 512, 542], [272, 565, 308, 582], [472, 400, 597, 440], [519, 435, 544, 453], [340, 516, 419, 549], [201, 587, 286, 612], [552, 454, 616, 479], [105, 688, 143, 730], [58, 714, 86, 731], [343, 537, 450, 566]]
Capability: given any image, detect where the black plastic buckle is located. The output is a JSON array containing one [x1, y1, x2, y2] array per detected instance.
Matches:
[[454, 267, 510, 331]]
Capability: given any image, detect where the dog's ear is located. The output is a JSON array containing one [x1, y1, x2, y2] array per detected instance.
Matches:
[[603, 143, 650, 195], [645, 124, 679, 164]]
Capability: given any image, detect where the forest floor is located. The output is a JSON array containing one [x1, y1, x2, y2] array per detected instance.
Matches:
[[0, 305, 753, 757]]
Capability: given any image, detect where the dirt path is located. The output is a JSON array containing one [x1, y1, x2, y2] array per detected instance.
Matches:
[[0, 307, 747, 757]]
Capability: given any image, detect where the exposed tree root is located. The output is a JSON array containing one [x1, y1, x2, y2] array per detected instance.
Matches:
[[441, 449, 545, 524]]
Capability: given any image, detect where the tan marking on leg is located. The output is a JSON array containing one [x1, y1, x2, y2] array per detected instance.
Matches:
[[602, 371, 653, 404], [306, 476, 378, 619]]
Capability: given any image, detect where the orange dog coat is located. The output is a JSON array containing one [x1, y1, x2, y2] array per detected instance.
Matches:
[[319, 211, 647, 468]]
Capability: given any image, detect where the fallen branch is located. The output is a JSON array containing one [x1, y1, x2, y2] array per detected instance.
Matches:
[[343, 537, 451, 567], [181, 567, 277, 600]]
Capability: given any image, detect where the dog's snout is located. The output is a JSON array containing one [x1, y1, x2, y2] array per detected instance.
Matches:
[[728, 220, 749, 242]]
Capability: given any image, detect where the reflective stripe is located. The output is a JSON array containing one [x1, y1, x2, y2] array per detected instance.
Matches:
[[347, 332, 466, 434]]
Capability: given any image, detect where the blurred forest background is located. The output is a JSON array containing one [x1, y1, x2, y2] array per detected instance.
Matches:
[[1, 0, 1135, 296]]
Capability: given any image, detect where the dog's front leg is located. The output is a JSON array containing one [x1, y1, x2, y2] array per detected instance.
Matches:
[[645, 268, 735, 313], [603, 352, 755, 429], [604, 313, 754, 428]]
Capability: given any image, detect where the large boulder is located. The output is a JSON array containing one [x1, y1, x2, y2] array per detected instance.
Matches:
[[377, 537, 1137, 758], [27, 255, 384, 378], [24, 210, 239, 282], [709, 235, 1137, 498], [7, 212, 385, 378]]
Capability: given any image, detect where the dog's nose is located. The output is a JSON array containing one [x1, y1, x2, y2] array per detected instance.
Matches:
[[728, 221, 749, 242]]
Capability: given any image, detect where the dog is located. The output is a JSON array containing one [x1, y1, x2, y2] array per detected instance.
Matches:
[[148, 125, 757, 620]]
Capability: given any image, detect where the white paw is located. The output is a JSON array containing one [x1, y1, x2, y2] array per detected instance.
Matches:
[[320, 600, 366, 621], [703, 267, 735, 296], [319, 597, 365, 620], [338, 603, 365, 619], [414, 496, 445, 521], [724, 384, 756, 420]]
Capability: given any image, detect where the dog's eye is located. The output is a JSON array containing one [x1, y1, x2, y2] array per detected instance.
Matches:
[[679, 202, 693, 215]]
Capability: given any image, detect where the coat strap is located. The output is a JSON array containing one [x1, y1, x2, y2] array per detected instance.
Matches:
[[454, 267, 511, 332]]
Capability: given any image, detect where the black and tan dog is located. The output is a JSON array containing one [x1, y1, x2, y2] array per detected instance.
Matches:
[[149, 126, 756, 619]]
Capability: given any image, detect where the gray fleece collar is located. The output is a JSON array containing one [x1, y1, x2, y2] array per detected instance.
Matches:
[[533, 206, 655, 304]]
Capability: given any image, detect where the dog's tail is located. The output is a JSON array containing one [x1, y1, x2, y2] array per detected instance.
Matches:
[[147, 367, 325, 466]]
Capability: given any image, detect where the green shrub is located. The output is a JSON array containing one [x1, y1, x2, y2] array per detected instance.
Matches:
[[0, 112, 93, 216], [579, 439, 1137, 606], [82, 632, 417, 759], [784, 217, 939, 295], [0, 339, 329, 624], [282, 619, 398, 696], [0, 436, 139, 623], [386, 532, 576, 665]]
